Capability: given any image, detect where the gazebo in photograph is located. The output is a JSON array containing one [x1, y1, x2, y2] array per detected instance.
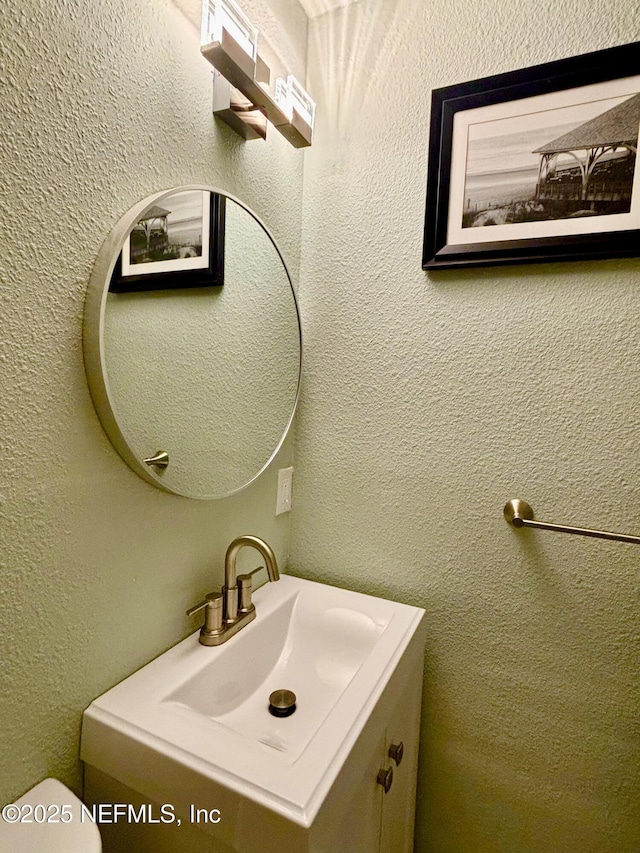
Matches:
[[130, 205, 171, 260], [533, 92, 639, 214]]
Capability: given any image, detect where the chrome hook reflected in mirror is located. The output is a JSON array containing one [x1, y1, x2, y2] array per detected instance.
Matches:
[[143, 451, 170, 470]]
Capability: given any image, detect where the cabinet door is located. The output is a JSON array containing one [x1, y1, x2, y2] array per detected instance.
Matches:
[[310, 712, 389, 853], [379, 671, 423, 853]]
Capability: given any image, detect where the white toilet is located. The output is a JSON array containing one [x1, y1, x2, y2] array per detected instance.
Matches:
[[0, 778, 102, 852]]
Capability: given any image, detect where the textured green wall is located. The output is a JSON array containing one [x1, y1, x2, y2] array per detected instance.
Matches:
[[0, 0, 306, 804], [3, 1, 639, 850], [292, 2, 640, 851]]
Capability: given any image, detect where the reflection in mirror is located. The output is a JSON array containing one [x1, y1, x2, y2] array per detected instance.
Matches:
[[84, 187, 301, 499], [109, 190, 225, 292]]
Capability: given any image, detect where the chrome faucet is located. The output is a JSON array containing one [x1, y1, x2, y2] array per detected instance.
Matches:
[[187, 535, 280, 646]]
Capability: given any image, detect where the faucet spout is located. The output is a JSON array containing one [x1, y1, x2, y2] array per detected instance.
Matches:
[[223, 536, 279, 623]]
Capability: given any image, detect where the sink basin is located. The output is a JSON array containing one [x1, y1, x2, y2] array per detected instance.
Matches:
[[81, 574, 425, 828], [166, 578, 394, 763]]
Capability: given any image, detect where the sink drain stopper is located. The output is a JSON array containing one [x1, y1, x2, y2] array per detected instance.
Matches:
[[268, 689, 297, 717]]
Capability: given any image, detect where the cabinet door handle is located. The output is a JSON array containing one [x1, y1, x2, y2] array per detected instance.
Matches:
[[388, 741, 404, 766], [377, 766, 393, 794]]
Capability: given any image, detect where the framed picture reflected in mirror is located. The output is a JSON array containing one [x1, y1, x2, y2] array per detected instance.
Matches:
[[111, 190, 226, 291]]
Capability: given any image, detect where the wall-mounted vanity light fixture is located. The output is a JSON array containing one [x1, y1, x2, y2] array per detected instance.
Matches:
[[201, 0, 315, 147]]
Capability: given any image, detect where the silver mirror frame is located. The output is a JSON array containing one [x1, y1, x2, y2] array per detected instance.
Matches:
[[83, 185, 302, 500]]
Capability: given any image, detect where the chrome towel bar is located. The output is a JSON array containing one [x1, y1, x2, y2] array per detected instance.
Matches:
[[503, 499, 640, 546]]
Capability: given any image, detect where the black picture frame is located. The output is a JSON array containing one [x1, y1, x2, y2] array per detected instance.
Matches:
[[422, 42, 640, 270], [110, 191, 226, 292]]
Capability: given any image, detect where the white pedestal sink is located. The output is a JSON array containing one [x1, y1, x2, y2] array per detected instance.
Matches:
[[81, 575, 426, 853]]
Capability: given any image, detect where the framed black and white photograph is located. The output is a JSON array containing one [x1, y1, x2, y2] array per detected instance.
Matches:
[[111, 189, 226, 291], [422, 42, 640, 270]]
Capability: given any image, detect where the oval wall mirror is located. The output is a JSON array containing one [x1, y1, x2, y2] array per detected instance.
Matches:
[[83, 186, 301, 499]]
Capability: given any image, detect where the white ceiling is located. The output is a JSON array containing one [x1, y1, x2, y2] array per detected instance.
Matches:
[[298, 0, 360, 18]]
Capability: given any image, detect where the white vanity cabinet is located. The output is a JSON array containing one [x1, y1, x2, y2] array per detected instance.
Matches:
[[85, 624, 423, 853], [82, 576, 426, 853]]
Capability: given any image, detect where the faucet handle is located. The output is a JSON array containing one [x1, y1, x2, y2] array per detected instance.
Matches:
[[246, 566, 266, 581], [237, 568, 263, 613], [186, 595, 212, 616], [187, 592, 223, 636]]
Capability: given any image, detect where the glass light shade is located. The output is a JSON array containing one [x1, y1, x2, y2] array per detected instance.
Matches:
[[201, 0, 258, 60], [274, 75, 316, 129]]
